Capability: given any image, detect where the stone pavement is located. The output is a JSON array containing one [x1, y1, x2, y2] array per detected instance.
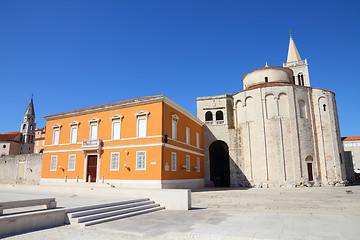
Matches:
[[2, 184, 360, 240]]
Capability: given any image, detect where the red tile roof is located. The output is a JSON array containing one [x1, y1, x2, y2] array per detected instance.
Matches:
[[0, 131, 21, 141], [342, 136, 360, 141]]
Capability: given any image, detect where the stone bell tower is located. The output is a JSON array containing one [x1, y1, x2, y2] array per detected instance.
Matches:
[[283, 31, 311, 87], [20, 97, 36, 154]]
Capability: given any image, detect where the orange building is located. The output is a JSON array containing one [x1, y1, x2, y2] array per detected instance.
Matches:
[[41, 95, 204, 189], [34, 127, 46, 153]]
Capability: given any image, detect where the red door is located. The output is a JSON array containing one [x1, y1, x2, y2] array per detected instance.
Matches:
[[87, 155, 97, 182]]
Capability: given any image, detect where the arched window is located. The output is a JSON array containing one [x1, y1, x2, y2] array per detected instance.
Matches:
[[205, 111, 213, 121], [323, 104, 326, 111], [265, 77, 268, 83], [216, 111, 224, 120], [23, 124, 26, 130], [30, 125, 33, 130]]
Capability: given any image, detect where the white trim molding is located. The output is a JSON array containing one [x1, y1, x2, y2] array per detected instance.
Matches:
[[69, 121, 80, 126], [110, 114, 124, 120], [134, 111, 150, 117], [52, 124, 62, 129], [88, 118, 100, 124]]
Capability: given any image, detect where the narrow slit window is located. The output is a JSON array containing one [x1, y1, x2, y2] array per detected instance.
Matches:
[[323, 104, 326, 111], [265, 77, 268, 83]]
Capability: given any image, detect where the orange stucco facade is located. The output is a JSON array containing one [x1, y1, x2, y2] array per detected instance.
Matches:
[[42, 95, 204, 188], [34, 127, 46, 153]]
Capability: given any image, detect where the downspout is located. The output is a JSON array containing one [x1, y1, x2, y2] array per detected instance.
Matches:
[[162, 100, 165, 172]]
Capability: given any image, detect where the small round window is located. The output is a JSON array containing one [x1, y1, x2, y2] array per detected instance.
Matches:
[[3, 145, 6, 148]]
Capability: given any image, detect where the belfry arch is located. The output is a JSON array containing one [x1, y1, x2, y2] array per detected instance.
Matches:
[[209, 140, 230, 187]]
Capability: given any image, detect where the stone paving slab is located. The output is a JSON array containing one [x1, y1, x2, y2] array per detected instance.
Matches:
[[2, 184, 360, 240]]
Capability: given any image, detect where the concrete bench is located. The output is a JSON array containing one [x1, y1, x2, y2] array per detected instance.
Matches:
[[0, 198, 57, 215]]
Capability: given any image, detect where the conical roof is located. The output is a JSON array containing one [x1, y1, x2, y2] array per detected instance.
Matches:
[[286, 34, 302, 63], [25, 98, 35, 116]]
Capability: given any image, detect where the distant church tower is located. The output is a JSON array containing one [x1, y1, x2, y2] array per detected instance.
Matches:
[[283, 32, 311, 87], [20, 97, 36, 154]]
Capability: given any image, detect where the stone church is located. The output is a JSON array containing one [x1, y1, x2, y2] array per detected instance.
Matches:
[[197, 35, 347, 187], [0, 98, 36, 155]]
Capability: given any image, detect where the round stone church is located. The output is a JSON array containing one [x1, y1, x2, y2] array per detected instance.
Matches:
[[197, 35, 346, 187]]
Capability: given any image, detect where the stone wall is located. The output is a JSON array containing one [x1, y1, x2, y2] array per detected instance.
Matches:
[[0, 153, 43, 184]]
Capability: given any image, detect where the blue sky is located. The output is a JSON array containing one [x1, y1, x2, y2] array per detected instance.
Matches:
[[0, 0, 359, 136]]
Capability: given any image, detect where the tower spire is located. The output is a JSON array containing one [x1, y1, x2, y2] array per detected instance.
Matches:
[[286, 31, 302, 63], [25, 97, 35, 117]]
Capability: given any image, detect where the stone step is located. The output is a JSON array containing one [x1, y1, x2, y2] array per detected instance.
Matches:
[[66, 198, 149, 213], [83, 206, 165, 227], [75, 203, 161, 223], [69, 200, 155, 218]]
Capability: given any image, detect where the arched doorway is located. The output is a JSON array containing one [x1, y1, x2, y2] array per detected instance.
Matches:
[[209, 141, 230, 187], [305, 156, 314, 181]]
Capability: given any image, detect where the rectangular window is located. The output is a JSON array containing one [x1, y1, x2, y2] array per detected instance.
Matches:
[[53, 129, 60, 145], [110, 153, 120, 171], [197, 158, 200, 172], [112, 121, 121, 140], [171, 152, 177, 171], [186, 127, 190, 145], [186, 155, 190, 172], [50, 156, 57, 171], [70, 126, 78, 144], [137, 117, 147, 138], [68, 155, 76, 171], [136, 151, 146, 170], [196, 133, 200, 148], [42, 140, 45, 145], [36, 141, 39, 146], [90, 124, 98, 140], [172, 120, 177, 140]]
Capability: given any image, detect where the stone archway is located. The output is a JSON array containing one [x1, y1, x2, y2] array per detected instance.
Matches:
[[209, 140, 230, 187]]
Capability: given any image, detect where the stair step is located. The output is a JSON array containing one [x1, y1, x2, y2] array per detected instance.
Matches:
[[76, 203, 160, 223], [69, 200, 155, 218], [66, 198, 149, 213], [83, 206, 165, 226]]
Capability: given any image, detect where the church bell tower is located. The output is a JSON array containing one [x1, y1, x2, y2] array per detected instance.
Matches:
[[20, 97, 36, 154], [283, 32, 311, 87]]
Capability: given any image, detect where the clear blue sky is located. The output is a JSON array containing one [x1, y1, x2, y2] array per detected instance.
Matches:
[[0, 0, 359, 137]]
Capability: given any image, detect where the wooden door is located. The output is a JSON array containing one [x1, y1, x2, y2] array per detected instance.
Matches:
[[87, 155, 97, 182]]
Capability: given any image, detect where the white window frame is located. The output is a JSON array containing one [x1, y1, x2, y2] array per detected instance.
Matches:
[[68, 155, 76, 171], [135, 111, 149, 138], [186, 155, 190, 172], [89, 123, 98, 140], [70, 126, 78, 144], [186, 127, 190, 145], [171, 114, 179, 140], [196, 133, 200, 148], [110, 115, 123, 140], [197, 157, 200, 172], [88, 118, 100, 140], [111, 120, 121, 140], [52, 128, 60, 145], [36, 140, 39, 146], [50, 155, 58, 171], [136, 151, 146, 170], [171, 152, 177, 171], [110, 152, 120, 171]]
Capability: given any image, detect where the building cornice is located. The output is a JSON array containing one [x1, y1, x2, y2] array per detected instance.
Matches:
[[44, 95, 164, 121]]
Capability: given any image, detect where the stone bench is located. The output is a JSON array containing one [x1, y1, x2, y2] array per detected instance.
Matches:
[[0, 198, 57, 215]]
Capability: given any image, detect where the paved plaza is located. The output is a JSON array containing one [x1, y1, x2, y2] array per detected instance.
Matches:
[[1, 184, 360, 240]]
